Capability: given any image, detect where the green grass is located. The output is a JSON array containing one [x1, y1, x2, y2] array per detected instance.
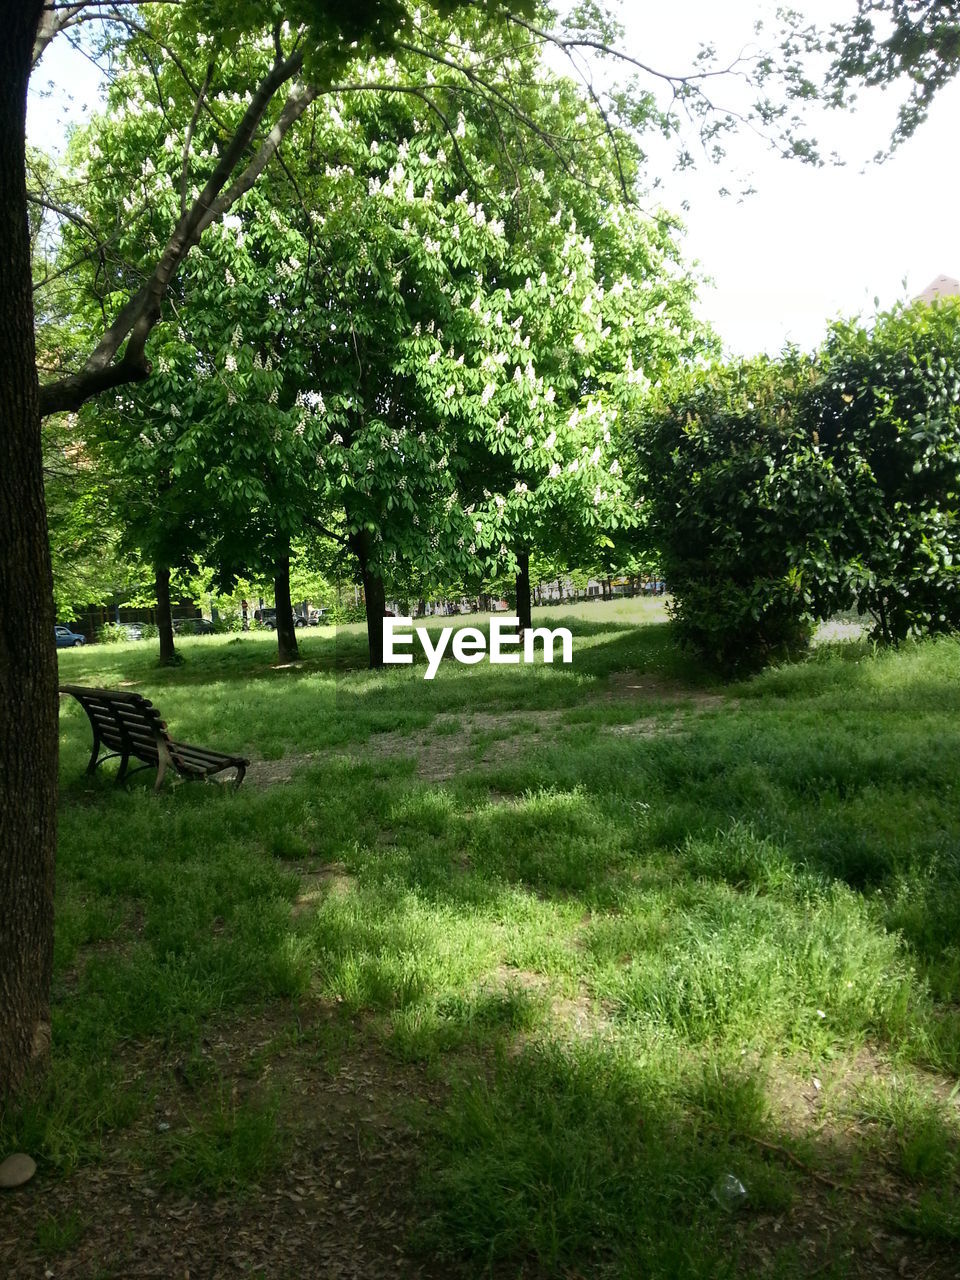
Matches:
[[3, 600, 960, 1276]]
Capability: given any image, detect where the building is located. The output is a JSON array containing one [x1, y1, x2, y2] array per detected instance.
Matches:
[[916, 274, 960, 304]]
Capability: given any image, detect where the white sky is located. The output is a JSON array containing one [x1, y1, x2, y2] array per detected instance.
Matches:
[[27, 1, 960, 357]]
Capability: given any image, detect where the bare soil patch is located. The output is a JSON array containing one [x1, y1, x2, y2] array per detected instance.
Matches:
[[0, 1003, 464, 1280], [293, 864, 357, 916], [245, 669, 735, 787], [357, 672, 734, 782]]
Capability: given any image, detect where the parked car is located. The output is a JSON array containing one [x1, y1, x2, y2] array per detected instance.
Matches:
[[256, 607, 316, 630], [173, 617, 215, 635], [121, 622, 144, 641], [55, 624, 86, 648]]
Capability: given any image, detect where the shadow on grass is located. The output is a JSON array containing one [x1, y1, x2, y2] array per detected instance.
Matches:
[[33, 623, 960, 1277]]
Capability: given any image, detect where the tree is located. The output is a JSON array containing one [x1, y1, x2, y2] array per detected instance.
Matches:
[[0, 0, 57, 1103], [60, 22, 702, 668], [4, 0, 828, 1099], [825, 1, 960, 146]]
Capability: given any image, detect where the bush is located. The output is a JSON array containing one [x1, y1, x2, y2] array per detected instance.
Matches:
[[323, 601, 366, 625], [632, 354, 850, 674], [96, 623, 131, 645], [802, 301, 960, 644]]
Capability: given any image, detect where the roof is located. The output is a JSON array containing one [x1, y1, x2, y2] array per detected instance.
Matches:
[[916, 274, 960, 304]]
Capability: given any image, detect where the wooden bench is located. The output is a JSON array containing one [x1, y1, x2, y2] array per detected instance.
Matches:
[[60, 685, 248, 790]]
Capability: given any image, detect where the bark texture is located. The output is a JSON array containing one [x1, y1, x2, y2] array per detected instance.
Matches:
[[273, 553, 300, 664], [515, 549, 532, 633], [349, 531, 385, 668], [155, 565, 176, 664], [0, 0, 57, 1100]]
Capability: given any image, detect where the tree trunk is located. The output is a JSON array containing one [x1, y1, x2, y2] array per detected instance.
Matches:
[[155, 565, 177, 664], [273, 553, 300, 663], [515, 549, 532, 633], [0, 0, 57, 1100], [349, 530, 385, 668]]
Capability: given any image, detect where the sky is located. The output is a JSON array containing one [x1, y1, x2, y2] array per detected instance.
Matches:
[[26, 1, 960, 357]]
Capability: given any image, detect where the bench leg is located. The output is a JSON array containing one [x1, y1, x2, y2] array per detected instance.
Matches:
[[86, 730, 101, 774], [155, 740, 174, 792], [115, 752, 130, 783], [233, 764, 246, 789]]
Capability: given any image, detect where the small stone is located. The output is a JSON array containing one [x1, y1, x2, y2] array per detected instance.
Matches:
[[0, 1153, 36, 1189]]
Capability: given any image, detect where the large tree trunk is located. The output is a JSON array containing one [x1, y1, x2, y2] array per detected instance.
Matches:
[[0, 0, 57, 1100], [515, 549, 532, 633], [155, 564, 177, 664], [349, 530, 385, 668], [273, 552, 300, 663]]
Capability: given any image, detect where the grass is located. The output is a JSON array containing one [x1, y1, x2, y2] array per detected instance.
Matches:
[[2, 599, 960, 1276]]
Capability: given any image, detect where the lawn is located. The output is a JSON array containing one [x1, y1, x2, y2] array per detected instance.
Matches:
[[2, 599, 960, 1278]]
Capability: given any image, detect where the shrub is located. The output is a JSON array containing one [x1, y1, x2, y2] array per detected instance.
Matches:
[[95, 623, 131, 644], [631, 354, 850, 674], [323, 601, 366, 625], [211, 613, 242, 633], [802, 301, 960, 644]]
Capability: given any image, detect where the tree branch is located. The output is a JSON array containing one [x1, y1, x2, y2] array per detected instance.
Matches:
[[39, 50, 309, 417]]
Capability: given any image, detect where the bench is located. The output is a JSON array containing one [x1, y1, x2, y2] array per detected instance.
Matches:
[[60, 685, 248, 790]]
